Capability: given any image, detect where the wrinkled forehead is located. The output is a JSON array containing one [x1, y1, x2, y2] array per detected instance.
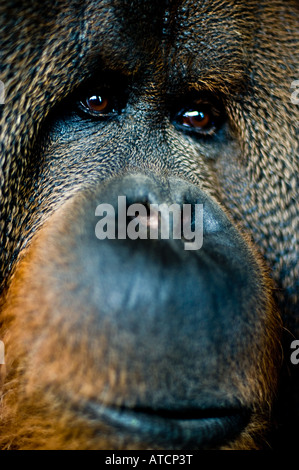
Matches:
[[75, 0, 257, 89]]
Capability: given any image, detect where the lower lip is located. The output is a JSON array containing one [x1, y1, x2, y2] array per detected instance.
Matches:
[[82, 403, 250, 449]]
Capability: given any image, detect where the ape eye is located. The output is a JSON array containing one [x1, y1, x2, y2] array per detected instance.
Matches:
[[174, 102, 222, 137], [78, 93, 118, 118], [181, 110, 211, 129], [85, 95, 109, 113]]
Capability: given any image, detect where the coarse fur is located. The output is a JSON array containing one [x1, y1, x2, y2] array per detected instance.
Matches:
[[0, 0, 298, 450]]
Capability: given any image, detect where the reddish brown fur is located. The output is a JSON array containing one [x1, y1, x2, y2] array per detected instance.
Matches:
[[0, 201, 282, 450], [0, 0, 298, 450]]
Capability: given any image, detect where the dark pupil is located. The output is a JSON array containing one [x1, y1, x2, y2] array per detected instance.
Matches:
[[88, 95, 104, 107]]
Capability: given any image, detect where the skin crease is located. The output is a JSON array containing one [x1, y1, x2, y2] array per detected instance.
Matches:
[[0, 0, 298, 450]]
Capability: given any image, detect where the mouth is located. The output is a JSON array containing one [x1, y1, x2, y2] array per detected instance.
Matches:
[[81, 402, 251, 449]]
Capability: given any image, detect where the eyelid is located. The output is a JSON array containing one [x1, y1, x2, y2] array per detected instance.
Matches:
[[77, 95, 119, 119], [173, 107, 217, 135]]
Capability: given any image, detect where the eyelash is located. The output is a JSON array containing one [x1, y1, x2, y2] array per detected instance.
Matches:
[[77, 95, 119, 119], [172, 105, 221, 138]]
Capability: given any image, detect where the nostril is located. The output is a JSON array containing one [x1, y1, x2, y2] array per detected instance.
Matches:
[[124, 201, 164, 239], [132, 209, 160, 231], [125, 200, 151, 223], [115, 199, 158, 239], [117, 196, 202, 245]]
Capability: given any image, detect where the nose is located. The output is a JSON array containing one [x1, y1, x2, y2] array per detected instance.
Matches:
[[70, 173, 265, 363], [95, 173, 206, 249], [26, 172, 269, 409]]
